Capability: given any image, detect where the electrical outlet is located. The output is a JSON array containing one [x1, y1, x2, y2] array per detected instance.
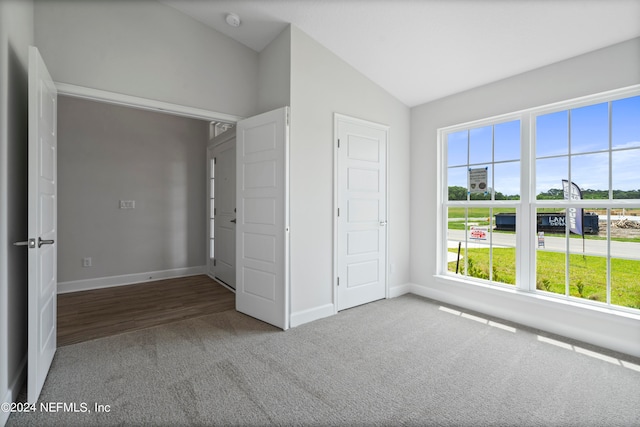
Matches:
[[82, 257, 92, 267]]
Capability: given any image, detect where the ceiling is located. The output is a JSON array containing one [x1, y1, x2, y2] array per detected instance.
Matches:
[[161, 0, 640, 107]]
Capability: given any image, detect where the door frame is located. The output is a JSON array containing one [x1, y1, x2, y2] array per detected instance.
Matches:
[[206, 129, 236, 289], [333, 113, 390, 314]]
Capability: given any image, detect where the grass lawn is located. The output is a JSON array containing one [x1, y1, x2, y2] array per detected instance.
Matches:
[[447, 207, 515, 218], [448, 247, 640, 310]]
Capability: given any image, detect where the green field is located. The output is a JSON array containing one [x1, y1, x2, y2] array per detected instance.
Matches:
[[448, 247, 640, 310]]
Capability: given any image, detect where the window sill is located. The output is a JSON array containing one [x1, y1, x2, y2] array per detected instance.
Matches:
[[434, 273, 640, 321], [421, 274, 640, 357]]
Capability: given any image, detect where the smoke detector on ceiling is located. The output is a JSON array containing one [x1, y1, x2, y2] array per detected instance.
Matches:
[[225, 13, 241, 28]]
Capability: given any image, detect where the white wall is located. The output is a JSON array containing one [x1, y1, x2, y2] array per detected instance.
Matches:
[[34, 0, 259, 118], [289, 26, 411, 324], [0, 0, 33, 424], [57, 96, 208, 289], [410, 37, 640, 356], [258, 26, 291, 114]]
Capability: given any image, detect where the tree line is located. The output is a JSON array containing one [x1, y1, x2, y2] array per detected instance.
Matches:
[[448, 186, 640, 200]]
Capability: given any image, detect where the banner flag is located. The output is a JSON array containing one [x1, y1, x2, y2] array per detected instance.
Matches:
[[562, 179, 583, 236]]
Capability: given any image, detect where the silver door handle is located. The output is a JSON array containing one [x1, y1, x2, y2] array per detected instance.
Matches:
[[38, 237, 54, 248], [14, 238, 36, 248], [380, 221, 387, 226]]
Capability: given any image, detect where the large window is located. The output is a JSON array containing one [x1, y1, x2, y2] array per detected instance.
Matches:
[[441, 87, 640, 312], [445, 120, 520, 286]]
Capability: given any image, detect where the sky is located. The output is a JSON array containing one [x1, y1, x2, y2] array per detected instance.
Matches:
[[447, 95, 640, 199]]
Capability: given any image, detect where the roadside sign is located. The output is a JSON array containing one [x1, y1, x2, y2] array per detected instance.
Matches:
[[470, 226, 488, 240]]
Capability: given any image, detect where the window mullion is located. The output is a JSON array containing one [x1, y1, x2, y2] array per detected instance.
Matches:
[[518, 113, 532, 290]]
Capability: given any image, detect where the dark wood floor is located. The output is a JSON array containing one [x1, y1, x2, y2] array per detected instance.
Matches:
[[57, 275, 235, 347]]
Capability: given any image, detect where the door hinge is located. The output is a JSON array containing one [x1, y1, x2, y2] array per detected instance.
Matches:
[[214, 157, 217, 164], [337, 208, 340, 217], [213, 259, 216, 266], [337, 138, 340, 148], [214, 208, 216, 215], [337, 277, 340, 286]]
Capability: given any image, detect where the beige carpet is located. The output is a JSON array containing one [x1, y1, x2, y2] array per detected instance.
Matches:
[[8, 294, 640, 426]]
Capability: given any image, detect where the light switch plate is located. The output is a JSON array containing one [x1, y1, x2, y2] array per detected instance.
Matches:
[[119, 200, 135, 209]]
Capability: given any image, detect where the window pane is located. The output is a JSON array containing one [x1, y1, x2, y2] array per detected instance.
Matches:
[[570, 152, 609, 198], [447, 130, 468, 167], [568, 207, 606, 303], [612, 258, 640, 310], [536, 157, 567, 199], [571, 102, 609, 154], [612, 95, 640, 150], [612, 148, 640, 199], [494, 161, 520, 200], [611, 207, 640, 309], [447, 207, 467, 275], [464, 207, 492, 280], [447, 167, 467, 200], [447, 207, 516, 285], [536, 111, 568, 157], [469, 126, 492, 165], [490, 207, 516, 286], [494, 120, 520, 162], [536, 208, 567, 295]]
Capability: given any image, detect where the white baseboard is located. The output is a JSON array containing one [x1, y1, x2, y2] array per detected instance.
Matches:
[[290, 303, 335, 328], [1, 356, 26, 427], [57, 266, 206, 294], [389, 283, 412, 298], [290, 284, 414, 328]]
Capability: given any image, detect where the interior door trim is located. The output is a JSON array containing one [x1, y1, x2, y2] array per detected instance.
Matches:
[[56, 82, 242, 123]]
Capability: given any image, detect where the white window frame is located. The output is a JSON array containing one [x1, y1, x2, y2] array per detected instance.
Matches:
[[438, 84, 640, 313]]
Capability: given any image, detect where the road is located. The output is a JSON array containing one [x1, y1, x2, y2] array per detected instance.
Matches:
[[447, 229, 640, 260]]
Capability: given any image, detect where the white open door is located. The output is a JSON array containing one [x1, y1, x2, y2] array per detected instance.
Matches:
[[335, 114, 388, 311], [22, 46, 57, 402], [236, 107, 289, 330], [209, 131, 236, 289]]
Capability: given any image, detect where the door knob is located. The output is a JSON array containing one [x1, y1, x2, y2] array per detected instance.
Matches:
[[379, 221, 387, 226], [38, 237, 55, 248]]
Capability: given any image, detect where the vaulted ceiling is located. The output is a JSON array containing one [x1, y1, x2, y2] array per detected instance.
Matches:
[[161, 0, 640, 107]]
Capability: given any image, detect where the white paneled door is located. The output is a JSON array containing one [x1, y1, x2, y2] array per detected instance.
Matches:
[[236, 107, 289, 330], [208, 132, 236, 289], [24, 46, 57, 403], [336, 115, 388, 311]]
